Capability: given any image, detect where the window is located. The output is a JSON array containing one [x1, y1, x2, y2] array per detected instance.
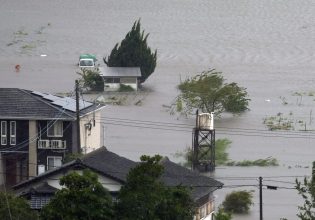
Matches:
[[47, 121, 63, 137], [10, 121, 16, 145], [104, 77, 120, 83], [47, 156, 62, 170], [1, 121, 7, 145]]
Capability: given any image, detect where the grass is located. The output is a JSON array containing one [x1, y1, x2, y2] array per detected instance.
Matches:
[[226, 157, 279, 167], [14, 29, 28, 36], [175, 139, 279, 168], [118, 84, 135, 92], [263, 113, 294, 131]]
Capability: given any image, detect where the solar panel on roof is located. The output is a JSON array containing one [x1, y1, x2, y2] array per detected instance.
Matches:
[[31, 91, 93, 112], [32, 91, 48, 97]]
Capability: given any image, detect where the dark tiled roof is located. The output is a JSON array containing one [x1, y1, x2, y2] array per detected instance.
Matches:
[[29, 182, 57, 194], [81, 147, 137, 182], [0, 88, 104, 120], [14, 147, 223, 202], [159, 158, 223, 202]]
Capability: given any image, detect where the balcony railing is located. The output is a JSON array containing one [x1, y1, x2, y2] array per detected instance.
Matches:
[[38, 140, 66, 149]]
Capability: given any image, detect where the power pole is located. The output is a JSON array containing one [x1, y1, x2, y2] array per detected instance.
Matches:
[[75, 80, 81, 153], [259, 176, 263, 220]]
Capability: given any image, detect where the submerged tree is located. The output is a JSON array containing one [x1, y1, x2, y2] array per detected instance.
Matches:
[[222, 190, 253, 214], [213, 207, 232, 220], [0, 192, 38, 220], [77, 68, 104, 91], [295, 161, 315, 219], [174, 138, 232, 167], [40, 170, 113, 220], [116, 155, 195, 220], [104, 19, 157, 83], [175, 69, 250, 116]]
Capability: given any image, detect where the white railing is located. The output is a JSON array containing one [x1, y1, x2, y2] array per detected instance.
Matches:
[[38, 140, 66, 149]]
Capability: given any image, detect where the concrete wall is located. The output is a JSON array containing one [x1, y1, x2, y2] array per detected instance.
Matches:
[[80, 111, 102, 154]]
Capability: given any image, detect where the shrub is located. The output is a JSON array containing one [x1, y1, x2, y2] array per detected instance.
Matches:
[[222, 190, 253, 214]]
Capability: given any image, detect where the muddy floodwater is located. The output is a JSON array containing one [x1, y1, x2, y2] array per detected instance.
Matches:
[[1, 0, 315, 219]]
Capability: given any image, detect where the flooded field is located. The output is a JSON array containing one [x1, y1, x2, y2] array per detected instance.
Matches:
[[1, 0, 315, 219]]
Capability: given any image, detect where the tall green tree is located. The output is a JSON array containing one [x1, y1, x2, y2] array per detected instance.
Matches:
[[295, 161, 315, 220], [175, 69, 250, 116], [0, 192, 38, 220], [116, 155, 195, 220], [104, 19, 157, 83], [40, 170, 113, 220]]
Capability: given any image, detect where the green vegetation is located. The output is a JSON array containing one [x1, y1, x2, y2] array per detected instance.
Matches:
[[63, 152, 83, 163], [41, 170, 114, 220], [14, 28, 28, 36], [104, 19, 157, 83], [226, 157, 279, 167], [174, 138, 232, 167], [119, 84, 135, 92], [174, 69, 250, 116], [263, 112, 294, 131], [175, 139, 278, 167], [0, 191, 38, 220], [222, 190, 254, 214], [295, 161, 315, 219], [116, 155, 195, 220], [77, 68, 104, 91], [214, 208, 232, 220]]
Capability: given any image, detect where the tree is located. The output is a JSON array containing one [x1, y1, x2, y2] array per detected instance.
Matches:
[[104, 19, 157, 83], [222, 190, 253, 214], [116, 155, 195, 220], [174, 138, 232, 167], [0, 192, 38, 220], [77, 68, 104, 91], [213, 207, 232, 220], [295, 161, 315, 219], [40, 169, 113, 220], [175, 69, 250, 116]]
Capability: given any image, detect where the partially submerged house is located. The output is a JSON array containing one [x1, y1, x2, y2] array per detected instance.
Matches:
[[13, 147, 223, 220], [99, 67, 141, 91], [0, 88, 105, 187]]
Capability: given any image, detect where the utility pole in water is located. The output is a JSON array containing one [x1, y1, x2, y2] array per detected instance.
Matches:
[[75, 80, 81, 153], [259, 176, 263, 220]]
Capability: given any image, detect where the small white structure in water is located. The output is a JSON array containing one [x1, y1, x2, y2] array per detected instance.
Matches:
[[99, 67, 141, 91]]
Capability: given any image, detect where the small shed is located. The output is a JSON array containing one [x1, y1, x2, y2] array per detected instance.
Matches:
[[99, 67, 141, 91]]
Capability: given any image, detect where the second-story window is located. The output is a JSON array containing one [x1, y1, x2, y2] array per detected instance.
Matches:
[[47, 121, 63, 137], [10, 121, 16, 145], [1, 121, 7, 145]]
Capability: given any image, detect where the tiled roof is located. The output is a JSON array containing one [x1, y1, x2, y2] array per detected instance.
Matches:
[[81, 147, 137, 182], [14, 147, 223, 202], [0, 88, 104, 120]]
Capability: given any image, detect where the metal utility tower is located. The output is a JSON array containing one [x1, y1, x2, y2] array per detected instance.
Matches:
[[192, 110, 215, 172]]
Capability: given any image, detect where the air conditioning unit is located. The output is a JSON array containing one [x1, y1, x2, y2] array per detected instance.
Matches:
[[50, 140, 65, 149], [38, 140, 50, 148]]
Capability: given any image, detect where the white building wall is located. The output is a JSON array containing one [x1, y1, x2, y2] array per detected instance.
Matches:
[[80, 111, 102, 154], [15, 170, 122, 195]]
